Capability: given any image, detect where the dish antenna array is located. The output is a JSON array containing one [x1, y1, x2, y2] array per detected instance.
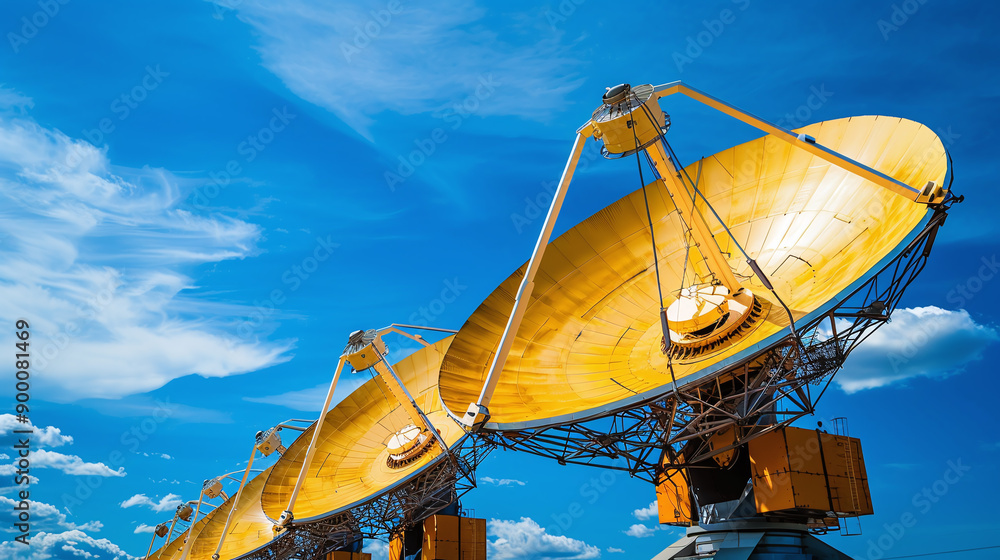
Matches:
[[147, 82, 955, 560]]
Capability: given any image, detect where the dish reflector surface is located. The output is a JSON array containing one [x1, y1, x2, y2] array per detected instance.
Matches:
[[439, 116, 947, 428]]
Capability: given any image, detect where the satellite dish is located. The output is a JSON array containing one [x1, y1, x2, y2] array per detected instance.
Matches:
[[259, 335, 468, 523], [147, 335, 483, 560], [148, 467, 274, 560], [439, 114, 949, 430]]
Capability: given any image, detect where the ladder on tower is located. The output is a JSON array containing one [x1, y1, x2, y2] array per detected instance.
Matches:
[[833, 417, 862, 536]]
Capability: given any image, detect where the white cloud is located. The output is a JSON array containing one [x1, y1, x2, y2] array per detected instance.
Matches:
[[61, 544, 95, 559], [835, 306, 998, 392], [624, 524, 656, 538], [606, 548, 624, 554], [365, 539, 389, 560], [0, 86, 33, 115], [134, 524, 156, 534], [632, 501, 657, 521], [0, 529, 137, 560], [0, 496, 102, 532], [481, 476, 526, 487], [32, 450, 126, 477], [141, 452, 173, 460], [120, 493, 182, 513], [222, 1, 584, 138], [488, 517, 600, 560], [0, 90, 294, 401], [0, 414, 74, 447], [0, 473, 39, 488]]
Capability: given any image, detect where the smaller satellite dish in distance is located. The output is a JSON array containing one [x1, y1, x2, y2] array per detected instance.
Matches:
[[146, 466, 274, 560], [187, 466, 276, 560], [259, 336, 465, 524]]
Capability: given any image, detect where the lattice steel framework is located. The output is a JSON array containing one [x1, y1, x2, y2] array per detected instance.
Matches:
[[477, 203, 952, 484], [234, 436, 493, 560]]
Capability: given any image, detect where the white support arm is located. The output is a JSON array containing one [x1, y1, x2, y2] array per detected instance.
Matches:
[[178, 493, 206, 560], [654, 81, 925, 201], [279, 354, 347, 526], [462, 132, 588, 427], [213, 445, 257, 560]]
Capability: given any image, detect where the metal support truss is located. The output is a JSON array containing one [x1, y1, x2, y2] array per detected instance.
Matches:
[[234, 436, 492, 560], [478, 203, 951, 484]]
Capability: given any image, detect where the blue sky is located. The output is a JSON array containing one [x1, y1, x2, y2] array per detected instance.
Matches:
[[0, 1, 998, 559]]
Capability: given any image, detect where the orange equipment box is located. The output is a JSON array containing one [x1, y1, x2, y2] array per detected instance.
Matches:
[[324, 552, 370, 560], [749, 426, 873, 516], [423, 514, 487, 560]]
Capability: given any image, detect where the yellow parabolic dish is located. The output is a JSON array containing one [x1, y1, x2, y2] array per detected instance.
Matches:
[[260, 336, 464, 523], [149, 466, 275, 560], [438, 116, 948, 429]]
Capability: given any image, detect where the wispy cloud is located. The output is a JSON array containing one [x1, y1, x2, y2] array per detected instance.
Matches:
[[32, 450, 126, 477], [0, 86, 33, 115], [0, 89, 294, 401], [836, 306, 998, 392], [222, 1, 585, 138], [141, 452, 173, 460], [120, 493, 182, 513], [481, 476, 526, 487], [244, 376, 367, 411], [488, 517, 600, 560]]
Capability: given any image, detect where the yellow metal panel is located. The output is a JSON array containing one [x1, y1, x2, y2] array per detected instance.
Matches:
[[389, 535, 404, 560], [258, 337, 464, 528], [439, 116, 946, 427]]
